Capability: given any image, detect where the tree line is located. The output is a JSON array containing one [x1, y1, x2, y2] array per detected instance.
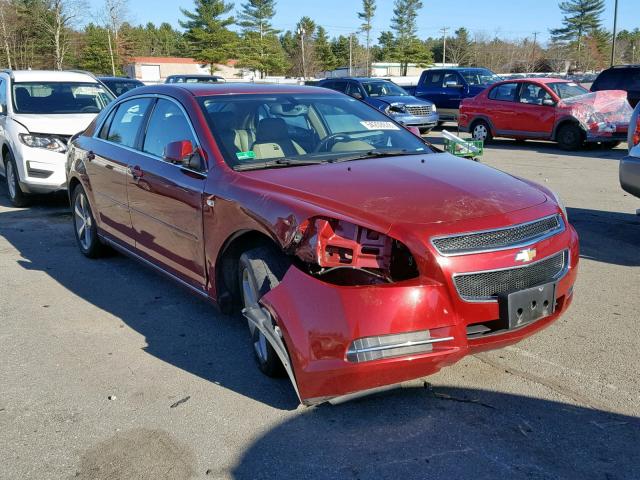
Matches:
[[0, 0, 637, 77]]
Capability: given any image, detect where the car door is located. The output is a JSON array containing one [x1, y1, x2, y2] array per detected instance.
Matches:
[[127, 97, 207, 288], [485, 82, 519, 133], [440, 71, 465, 113], [87, 97, 154, 246], [0, 77, 7, 176], [510, 82, 556, 137]]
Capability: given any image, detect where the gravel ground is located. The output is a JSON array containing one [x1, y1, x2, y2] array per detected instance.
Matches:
[[0, 133, 638, 479]]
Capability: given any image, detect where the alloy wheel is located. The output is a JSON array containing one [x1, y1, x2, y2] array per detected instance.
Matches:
[[74, 191, 94, 251], [6, 160, 16, 200], [242, 267, 269, 363]]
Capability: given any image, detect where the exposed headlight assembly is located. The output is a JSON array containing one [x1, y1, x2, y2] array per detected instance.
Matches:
[[550, 189, 568, 220], [293, 217, 419, 285], [385, 103, 407, 115], [19, 134, 67, 153]]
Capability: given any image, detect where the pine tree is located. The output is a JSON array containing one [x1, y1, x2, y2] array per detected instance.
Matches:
[[236, 0, 286, 77], [357, 0, 375, 75], [390, 0, 431, 75], [551, 0, 605, 70], [315, 26, 337, 72], [180, 0, 237, 74]]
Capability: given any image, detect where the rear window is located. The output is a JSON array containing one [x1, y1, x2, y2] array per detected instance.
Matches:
[[489, 83, 518, 102]]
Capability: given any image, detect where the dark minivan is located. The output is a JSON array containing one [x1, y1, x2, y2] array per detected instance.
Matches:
[[591, 65, 640, 108]]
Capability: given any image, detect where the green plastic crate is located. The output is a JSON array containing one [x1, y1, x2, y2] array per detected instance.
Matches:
[[443, 138, 484, 158]]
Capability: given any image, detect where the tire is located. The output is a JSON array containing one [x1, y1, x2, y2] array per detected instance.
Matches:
[[419, 127, 432, 135], [471, 120, 493, 143], [556, 123, 583, 151], [71, 185, 104, 258], [238, 245, 291, 377], [4, 153, 29, 207], [601, 141, 621, 150]]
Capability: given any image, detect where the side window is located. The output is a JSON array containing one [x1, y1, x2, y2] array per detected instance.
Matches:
[[98, 107, 117, 139], [422, 71, 441, 86], [105, 98, 152, 147], [321, 81, 335, 90], [332, 81, 348, 93], [518, 83, 552, 105], [0, 79, 6, 112], [489, 83, 518, 102], [442, 72, 462, 87], [345, 82, 364, 97], [143, 99, 197, 158]]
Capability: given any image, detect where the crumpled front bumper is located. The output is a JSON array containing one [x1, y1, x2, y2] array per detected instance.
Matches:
[[259, 226, 579, 405], [392, 112, 439, 129]]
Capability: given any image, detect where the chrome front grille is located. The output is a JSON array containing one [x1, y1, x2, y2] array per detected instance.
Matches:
[[454, 250, 568, 301], [405, 105, 431, 116], [432, 215, 564, 256]]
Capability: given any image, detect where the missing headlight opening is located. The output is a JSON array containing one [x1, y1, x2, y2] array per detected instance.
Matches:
[[293, 218, 419, 285]]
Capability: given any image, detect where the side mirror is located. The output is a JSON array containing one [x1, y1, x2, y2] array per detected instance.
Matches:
[[164, 140, 205, 171], [445, 81, 463, 89], [350, 91, 363, 100], [542, 99, 556, 107], [0, 104, 4, 115]]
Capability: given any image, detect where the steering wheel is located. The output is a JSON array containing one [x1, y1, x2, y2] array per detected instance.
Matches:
[[314, 133, 351, 153]]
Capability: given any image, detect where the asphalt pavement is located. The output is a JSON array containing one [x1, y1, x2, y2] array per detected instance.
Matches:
[[0, 134, 638, 479]]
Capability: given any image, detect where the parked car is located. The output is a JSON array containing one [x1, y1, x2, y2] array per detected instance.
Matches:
[[413, 67, 501, 122], [591, 65, 640, 108], [0, 69, 114, 206], [165, 74, 225, 84], [620, 101, 640, 198], [459, 78, 632, 150], [66, 83, 579, 405], [98, 76, 144, 97], [317, 77, 439, 132]]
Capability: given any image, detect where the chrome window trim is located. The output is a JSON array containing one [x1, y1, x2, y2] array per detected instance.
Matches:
[[452, 249, 570, 303], [347, 336, 454, 356], [92, 93, 208, 177], [431, 214, 565, 257]]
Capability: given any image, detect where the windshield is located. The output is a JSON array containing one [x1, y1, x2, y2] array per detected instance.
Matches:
[[12, 82, 114, 114], [199, 93, 430, 170], [362, 81, 409, 97], [548, 82, 588, 99], [460, 69, 501, 86], [102, 79, 143, 96]]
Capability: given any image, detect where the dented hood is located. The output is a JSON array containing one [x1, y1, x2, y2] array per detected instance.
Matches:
[[242, 153, 547, 229], [11, 113, 97, 136]]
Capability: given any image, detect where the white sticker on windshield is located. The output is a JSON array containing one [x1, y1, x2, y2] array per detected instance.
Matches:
[[360, 121, 400, 131]]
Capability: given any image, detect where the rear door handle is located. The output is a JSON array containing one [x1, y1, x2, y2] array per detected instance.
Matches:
[[129, 165, 143, 180]]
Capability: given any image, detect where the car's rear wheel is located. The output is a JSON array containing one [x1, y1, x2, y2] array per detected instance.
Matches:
[[471, 120, 492, 143], [557, 124, 583, 150], [4, 153, 29, 207], [239, 245, 291, 377], [72, 185, 104, 258]]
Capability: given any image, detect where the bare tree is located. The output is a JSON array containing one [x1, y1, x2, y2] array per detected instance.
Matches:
[[0, 0, 14, 68], [100, 0, 129, 75], [39, 0, 87, 70]]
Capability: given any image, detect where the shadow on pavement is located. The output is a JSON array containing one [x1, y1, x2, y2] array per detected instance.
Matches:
[[0, 186, 300, 410], [231, 385, 639, 480], [568, 207, 640, 267]]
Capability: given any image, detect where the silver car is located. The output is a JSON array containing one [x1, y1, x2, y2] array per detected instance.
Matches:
[[620, 102, 640, 198]]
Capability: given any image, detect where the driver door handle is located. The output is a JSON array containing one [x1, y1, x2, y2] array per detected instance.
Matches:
[[86, 151, 95, 162]]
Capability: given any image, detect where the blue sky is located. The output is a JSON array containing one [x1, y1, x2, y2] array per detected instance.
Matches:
[[87, 0, 638, 45]]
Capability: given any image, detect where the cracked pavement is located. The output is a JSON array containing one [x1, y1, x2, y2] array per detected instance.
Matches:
[[0, 133, 639, 479]]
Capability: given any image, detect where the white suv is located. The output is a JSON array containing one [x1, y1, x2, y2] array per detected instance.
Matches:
[[0, 70, 114, 206], [620, 102, 640, 199]]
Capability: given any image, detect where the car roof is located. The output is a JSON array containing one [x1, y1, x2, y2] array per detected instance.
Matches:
[[99, 76, 141, 82], [498, 77, 570, 84], [168, 74, 223, 78], [130, 83, 337, 97], [8, 70, 99, 83]]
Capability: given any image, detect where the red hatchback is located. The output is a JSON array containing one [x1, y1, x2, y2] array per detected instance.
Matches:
[[459, 78, 631, 150], [66, 83, 579, 405]]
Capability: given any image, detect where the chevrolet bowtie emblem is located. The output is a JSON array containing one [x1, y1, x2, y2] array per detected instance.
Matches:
[[515, 248, 537, 263]]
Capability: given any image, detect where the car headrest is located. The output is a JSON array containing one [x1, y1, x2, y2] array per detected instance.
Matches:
[[256, 118, 289, 142]]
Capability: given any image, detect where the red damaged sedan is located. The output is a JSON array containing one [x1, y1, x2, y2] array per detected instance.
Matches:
[[459, 77, 631, 150], [66, 83, 579, 405]]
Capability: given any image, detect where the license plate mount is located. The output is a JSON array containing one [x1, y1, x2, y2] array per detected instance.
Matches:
[[499, 282, 556, 330]]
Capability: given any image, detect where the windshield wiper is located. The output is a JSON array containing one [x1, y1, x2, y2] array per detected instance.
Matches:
[[233, 157, 328, 171], [327, 149, 426, 163]]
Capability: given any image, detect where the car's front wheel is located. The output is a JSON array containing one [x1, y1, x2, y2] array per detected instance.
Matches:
[[72, 185, 104, 258], [471, 120, 493, 143], [557, 123, 583, 150], [238, 246, 291, 377], [4, 153, 29, 207]]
